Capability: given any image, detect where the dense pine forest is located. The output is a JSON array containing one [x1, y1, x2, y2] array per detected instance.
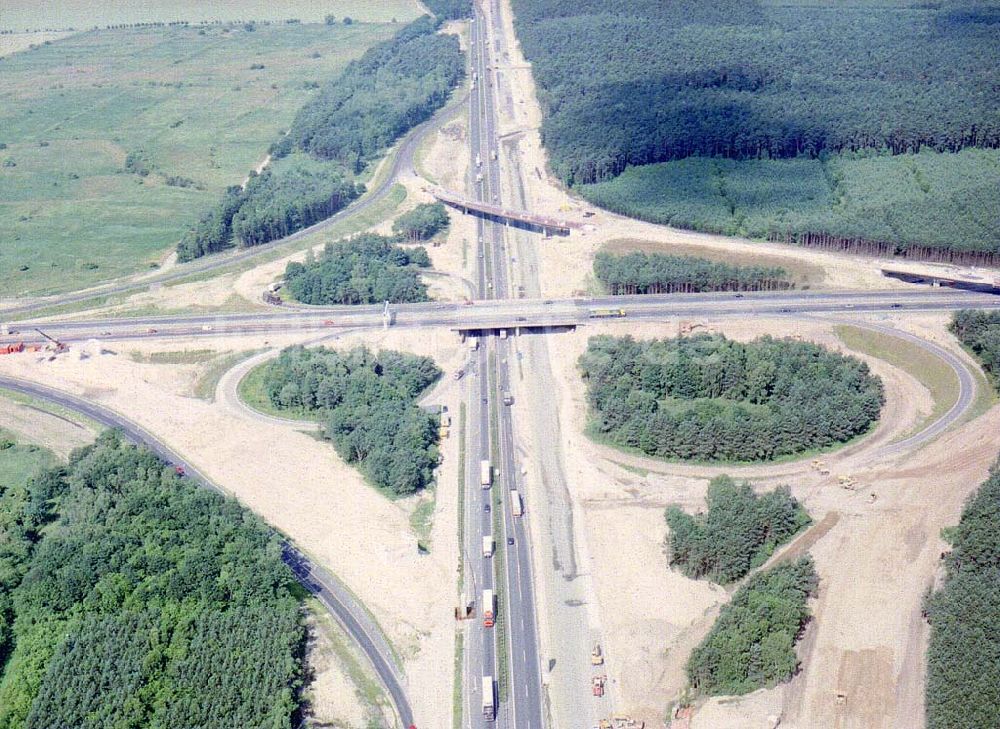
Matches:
[[178, 16, 463, 260], [0, 432, 305, 729], [512, 0, 1000, 263], [579, 334, 884, 462], [687, 557, 818, 696], [594, 251, 791, 295], [924, 455, 1000, 729], [284, 233, 431, 305], [950, 309, 1000, 389], [259, 346, 442, 495], [666, 476, 810, 584]]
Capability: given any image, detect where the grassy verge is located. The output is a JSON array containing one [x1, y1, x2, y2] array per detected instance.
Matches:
[[129, 349, 218, 365], [306, 597, 394, 727], [452, 631, 465, 729], [410, 496, 435, 553], [237, 360, 323, 422], [0, 429, 59, 484], [193, 349, 264, 402], [834, 324, 960, 438], [0, 388, 104, 435], [457, 402, 467, 592]]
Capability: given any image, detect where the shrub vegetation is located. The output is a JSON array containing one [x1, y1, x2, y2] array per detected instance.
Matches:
[[950, 309, 1000, 390], [687, 556, 818, 696], [924, 456, 1000, 729], [259, 346, 442, 495], [283, 233, 431, 305], [594, 251, 791, 295], [666, 476, 810, 584], [0, 432, 305, 729], [579, 334, 884, 462]]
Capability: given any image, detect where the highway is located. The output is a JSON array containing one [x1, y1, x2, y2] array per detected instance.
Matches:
[[0, 375, 415, 729], [5, 290, 1000, 347]]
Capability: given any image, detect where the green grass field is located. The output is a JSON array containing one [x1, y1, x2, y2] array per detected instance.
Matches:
[[1, 1, 423, 31], [582, 149, 1000, 255], [0, 22, 398, 296], [0, 430, 58, 489]]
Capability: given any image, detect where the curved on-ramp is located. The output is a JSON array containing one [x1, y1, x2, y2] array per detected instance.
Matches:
[[0, 375, 415, 729]]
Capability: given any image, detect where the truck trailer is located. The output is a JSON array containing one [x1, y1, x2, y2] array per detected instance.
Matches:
[[483, 535, 494, 558], [511, 490, 523, 517], [482, 589, 495, 628], [480, 460, 492, 488], [482, 675, 495, 720]]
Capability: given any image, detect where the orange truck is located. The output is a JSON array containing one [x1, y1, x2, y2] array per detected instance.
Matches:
[[0, 342, 25, 355], [482, 589, 495, 628]]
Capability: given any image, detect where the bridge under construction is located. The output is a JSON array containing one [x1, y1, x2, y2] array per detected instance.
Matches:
[[430, 187, 582, 236]]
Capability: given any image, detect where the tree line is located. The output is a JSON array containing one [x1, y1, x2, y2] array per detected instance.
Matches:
[[687, 556, 818, 696], [178, 15, 464, 261], [924, 454, 1000, 729], [666, 476, 810, 584], [259, 346, 442, 495], [512, 0, 1000, 185], [392, 202, 450, 243], [273, 15, 464, 169], [284, 233, 431, 305], [950, 309, 1000, 390], [594, 251, 792, 295], [0, 432, 305, 729], [579, 334, 884, 462], [421, 0, 472, 20]]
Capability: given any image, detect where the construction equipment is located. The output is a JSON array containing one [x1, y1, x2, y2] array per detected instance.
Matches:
[[591, 643, 604, 665], [838, 474, 858, 491], [0, 342, 25, 355], [34, 328, 68, 354], [592, 675, 606, 697]]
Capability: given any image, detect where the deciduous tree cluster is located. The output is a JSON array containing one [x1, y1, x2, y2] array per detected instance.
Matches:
[[284, 233, 430, 305], [687, 556, 818, 695], [579, 334, 884, 462], [421, 0, 472, 20], [392, 202, 450, 243], [924, 455, 1000, 729], [260, 346, 442, 495], [666, 476, 810, 584], [0, 432, 304, 729], [594, 251, 791, 295], [950, 309, 1000, 389]]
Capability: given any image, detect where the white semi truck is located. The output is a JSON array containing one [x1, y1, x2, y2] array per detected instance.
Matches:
[[480, 459, 492, 488], [511, 489, 523, 517], [482, 675, 495, 720], [483, 535, 494, 558]]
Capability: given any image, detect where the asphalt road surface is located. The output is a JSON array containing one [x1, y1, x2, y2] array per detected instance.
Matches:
[[6, 290, 1000, 347], [0, 376, 415, 729]]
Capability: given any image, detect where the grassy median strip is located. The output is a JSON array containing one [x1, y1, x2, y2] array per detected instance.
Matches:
[[457, 402, 467, 592], [487, 350, 511, 703], [452, 631, 465, 729]]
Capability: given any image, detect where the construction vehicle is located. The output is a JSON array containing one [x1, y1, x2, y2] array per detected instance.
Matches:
[[34, 328, 68, 354], [588, 308, 626, 319], [0, 342, 25, 355], [511, 489, 523, 517], [591, 643, 604, 665], [592, 675, 606, 697], [838, 474, 858, 491], [480, 460, 492, 488], [482, 589, 495, 628], [482, 675, 495, 721], [483, 535, 494, 558]]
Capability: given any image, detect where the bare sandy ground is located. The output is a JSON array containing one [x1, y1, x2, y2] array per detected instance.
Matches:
[[508, 314, 994, 727], [303, 611, 369, 727], [0, 327, 468, 728], [0, 393, 99, 457]]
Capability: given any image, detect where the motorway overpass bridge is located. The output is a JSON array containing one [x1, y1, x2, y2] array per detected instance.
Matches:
[[430, 187, 582, 236]]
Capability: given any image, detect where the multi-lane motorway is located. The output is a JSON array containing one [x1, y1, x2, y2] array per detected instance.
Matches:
[[5, 289, 1000, 347]]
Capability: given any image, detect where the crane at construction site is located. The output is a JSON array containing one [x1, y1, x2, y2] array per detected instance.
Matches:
[[34, 328, 68, 354]]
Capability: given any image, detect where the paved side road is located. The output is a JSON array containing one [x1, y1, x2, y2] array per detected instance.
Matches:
[[0, 375, 416, 729]]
